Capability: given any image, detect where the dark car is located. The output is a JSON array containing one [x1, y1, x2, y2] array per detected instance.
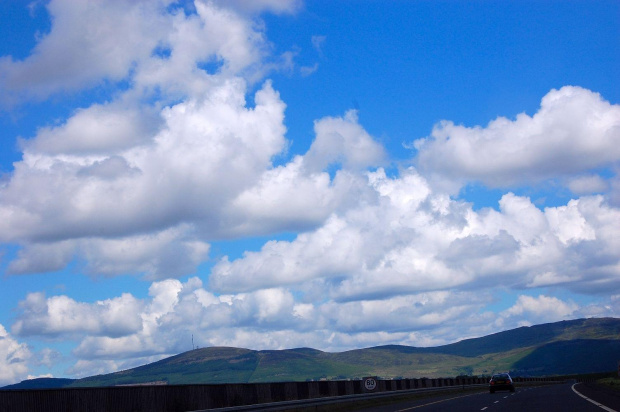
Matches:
[[489, 373, 515, 393]]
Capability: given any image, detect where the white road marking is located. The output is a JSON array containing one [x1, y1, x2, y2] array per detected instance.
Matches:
[[481, 408, 488, 411], [395, 392, 483, 411], [571, 383, 617, 412]]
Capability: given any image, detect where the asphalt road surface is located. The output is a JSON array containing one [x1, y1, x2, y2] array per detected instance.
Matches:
[[354, 383, 619, 412]]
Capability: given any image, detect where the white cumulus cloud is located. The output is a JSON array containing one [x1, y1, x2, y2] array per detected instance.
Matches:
[[0, 324, 32, 386], [504, 295, 579, 325], [568, 175, 609, 195], [0, 0, 168, 104], [414, 86, 620, 190], [13, 292, 144, 338], [212, 169, 620, 299]]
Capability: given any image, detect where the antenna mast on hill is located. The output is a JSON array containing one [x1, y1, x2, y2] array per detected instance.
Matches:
[[192, 334, 194, 350]]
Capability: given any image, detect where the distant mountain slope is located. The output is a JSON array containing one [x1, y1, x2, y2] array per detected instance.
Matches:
[[431, 317, 620, 357], [3, 317, 619, 389], [512, 339, 620, 376], [1, 378, 76, 390], [75, 347, 262, 387]]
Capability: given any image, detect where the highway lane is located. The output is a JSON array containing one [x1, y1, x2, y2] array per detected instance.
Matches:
[[353, 383, 616, 412]]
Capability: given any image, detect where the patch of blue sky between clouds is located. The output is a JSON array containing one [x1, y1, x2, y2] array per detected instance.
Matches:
[[0, 2, 51, 60]]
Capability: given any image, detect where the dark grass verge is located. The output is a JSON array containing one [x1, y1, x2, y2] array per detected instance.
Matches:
[[596, 377, 620, 393], [578, 382, 620, 410]]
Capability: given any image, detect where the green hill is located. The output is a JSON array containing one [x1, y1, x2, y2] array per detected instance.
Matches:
[[511, 339, 620, 376], [431, 317, 620, 357], [0, 378, 76, 390], [4, 317, 619, 389]]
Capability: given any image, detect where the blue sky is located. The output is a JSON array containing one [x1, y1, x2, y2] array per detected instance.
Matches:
[[0, 0, 619, 385]]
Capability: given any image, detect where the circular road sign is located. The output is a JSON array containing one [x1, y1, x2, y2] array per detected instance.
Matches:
[[364, 377, 377, 391]]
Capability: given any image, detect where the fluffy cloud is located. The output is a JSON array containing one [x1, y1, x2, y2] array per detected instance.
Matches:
[[14, 276, 617, 377], [0, 0, 307, 277], [415, 86, 620, 190], [13, 292, 143, 338], [22, 103, 162, 156], [0, 324, 31, 385], [504, 295, 579, 325], [7, 227, 210, 279], [304, 110, 386, 172], [2, 1, 617, 288], [0, 70, 387, 277], [0, 79, 286, 275], [0, 0, 168, 104], [214, 0, 301, 15], [212, 168, 620, 299], [3, 279, 491, 369], [0, 0, 297, 105], [36, 348, 62, 369], [1, 79, 286, 241], [10, 257, 620, 378], [568, 175, 609, 195], [227, 109, 385, 235]]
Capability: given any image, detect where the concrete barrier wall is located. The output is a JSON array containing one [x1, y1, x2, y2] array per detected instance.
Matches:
[[0, 376, 565, 412]]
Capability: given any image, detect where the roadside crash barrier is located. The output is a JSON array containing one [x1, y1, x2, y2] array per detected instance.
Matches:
[[0, 376, 567, 412]]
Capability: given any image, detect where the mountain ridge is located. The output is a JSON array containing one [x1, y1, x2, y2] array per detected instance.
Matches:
[[3, 317, 619, 389]]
